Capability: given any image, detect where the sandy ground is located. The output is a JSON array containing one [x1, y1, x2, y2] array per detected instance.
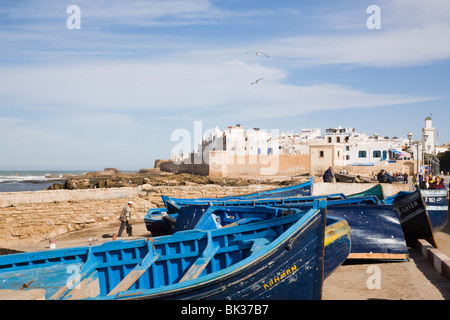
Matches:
[[6, 215, 450, 300], [323, 249, 450, 300]]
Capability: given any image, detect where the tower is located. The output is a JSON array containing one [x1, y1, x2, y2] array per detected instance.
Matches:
[[422, 116, 435, 155]]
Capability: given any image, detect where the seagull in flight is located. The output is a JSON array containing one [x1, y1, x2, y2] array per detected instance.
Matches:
[[251, 78, 264, 85], [246, 51, 270, 58]]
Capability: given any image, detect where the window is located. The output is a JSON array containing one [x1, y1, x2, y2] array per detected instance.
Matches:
[[345, 146, 350, 151], [328, 137, 332, 143], [337, 137, 341, 143], [373, 150, 381, 158], [319, 151, 324, 158], [346, 155, 350, 160], [358, 151, 367, 158], [383, 150, 387, 159]]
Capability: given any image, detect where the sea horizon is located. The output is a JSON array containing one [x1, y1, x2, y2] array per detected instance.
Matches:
[[0, 169, 138, 193]]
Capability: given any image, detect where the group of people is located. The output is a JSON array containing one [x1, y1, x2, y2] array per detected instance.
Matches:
[[419, 174, 447, 190], [376, 169, 408, 184]]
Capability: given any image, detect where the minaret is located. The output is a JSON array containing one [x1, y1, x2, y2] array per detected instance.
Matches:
[[422, 116, 435, 154]]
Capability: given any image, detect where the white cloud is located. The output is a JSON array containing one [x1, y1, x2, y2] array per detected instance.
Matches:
[[0, 59, 437, 118], [266, 25, 450, 68]]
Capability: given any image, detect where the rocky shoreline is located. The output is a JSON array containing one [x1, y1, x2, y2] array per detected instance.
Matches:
[[46, 168, 306, 191]]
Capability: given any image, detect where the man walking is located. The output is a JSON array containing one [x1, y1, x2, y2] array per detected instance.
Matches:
[[118, 201, 134, 237], [323, 166, 335, 183]]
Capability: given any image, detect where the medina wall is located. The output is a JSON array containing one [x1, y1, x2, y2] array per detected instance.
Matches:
[[209, 151, 310, 177]]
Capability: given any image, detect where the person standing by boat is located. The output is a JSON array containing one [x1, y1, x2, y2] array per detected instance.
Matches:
[[118, 201, 134, 237], [432, 176, 446, 190], [420, 175, 432, 189]]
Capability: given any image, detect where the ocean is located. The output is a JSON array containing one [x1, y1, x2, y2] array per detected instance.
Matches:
[[0, 170, 90, 193]]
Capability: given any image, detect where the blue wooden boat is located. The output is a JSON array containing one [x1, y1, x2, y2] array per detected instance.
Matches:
[[276, 202, 408, 260], [383, 187, 447, 239], [169, 205, 350, 278], [148, 194, 409, 260], [346, 184, 385, 200], [382, 188, 439, 248], [160, 192, 345, 216], [144, 193, 352, 236], [0, 200, 327, 300], [417, 189, 448, 234], [284, 187, 438, 257], [350, 185, 447, 236], [162, 177, 314, 213]]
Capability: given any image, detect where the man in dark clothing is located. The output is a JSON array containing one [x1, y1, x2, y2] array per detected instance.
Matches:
[[377, 169, 385, 182], [383, 172, 393, 184], [323, 167, 334, 183], [419, 175, 432, 189]]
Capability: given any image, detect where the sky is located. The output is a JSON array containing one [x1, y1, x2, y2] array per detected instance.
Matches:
[[0, 0, 449, 170]]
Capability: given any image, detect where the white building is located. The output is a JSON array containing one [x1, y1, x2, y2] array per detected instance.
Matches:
[[270, 129, 321, 155], [310, 126, 408, 166], [179, 123, 418, 169], [200, 124, 274, 157]]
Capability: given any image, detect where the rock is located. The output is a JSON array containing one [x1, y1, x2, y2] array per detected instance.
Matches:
[[65, 179, 91, 190], [45, 183, 65, 190], [138, 168, 159, 174]]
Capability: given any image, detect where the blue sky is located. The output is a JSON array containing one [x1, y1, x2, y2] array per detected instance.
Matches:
[[0, 0, 449, 170]]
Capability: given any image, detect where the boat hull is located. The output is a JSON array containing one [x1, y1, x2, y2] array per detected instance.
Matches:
[[327, 205, 407, 260]]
